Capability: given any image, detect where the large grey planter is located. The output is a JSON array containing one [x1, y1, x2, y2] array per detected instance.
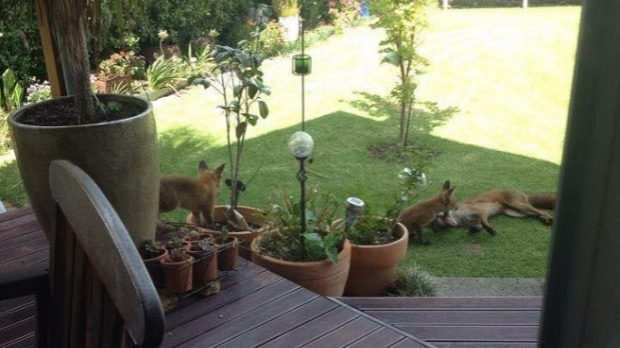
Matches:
[[9, 94, 160, 246]]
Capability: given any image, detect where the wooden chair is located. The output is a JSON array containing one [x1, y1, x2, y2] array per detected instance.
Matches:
[[0, 159, 164, 347]]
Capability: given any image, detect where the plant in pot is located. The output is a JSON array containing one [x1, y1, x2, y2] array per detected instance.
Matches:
[[187, 238, 218, 285], [160, 246, 194, 293], [251, 187, 351, 297], [189, 13, 272, 257], [343, 166, 430, 296], [140, 239, 168, 289], [94, 50, 146, 93], [213, 228, 240, 272], [8, 1, 160, 248]]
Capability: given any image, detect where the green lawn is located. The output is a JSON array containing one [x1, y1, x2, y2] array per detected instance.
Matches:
[[0, 6, 581, 278]]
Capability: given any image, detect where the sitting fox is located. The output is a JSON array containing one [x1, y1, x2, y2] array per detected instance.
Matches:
[[398, 180, 457, 245], [432, 189, 554, 236], [159, 161, 225, 226]]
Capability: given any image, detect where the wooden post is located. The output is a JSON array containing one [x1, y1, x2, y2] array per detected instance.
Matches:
[[33, 0, 66, 97]]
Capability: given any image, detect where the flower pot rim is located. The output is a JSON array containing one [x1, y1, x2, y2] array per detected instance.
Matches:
[[251, 236, 351, 266], [348, 222, 409, 248], [160, 254, 194, 268], [9, 94, 151, 129]]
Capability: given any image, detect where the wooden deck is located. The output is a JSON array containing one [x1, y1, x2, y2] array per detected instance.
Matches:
[[0, 207, 543, 348], [340, 297, 541, 348]]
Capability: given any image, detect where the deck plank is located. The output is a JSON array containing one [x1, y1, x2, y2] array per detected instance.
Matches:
[[293, 316, 382, 348], [161, 278, 304, 347], [185, 288, 319, 347], [341, 297, 543, 310], [342, 327, 409, 348], [366, 309, 540, 325], [262, 306, 359, 348], [207, 296, 338, 348], [401, 325, 539, 342]]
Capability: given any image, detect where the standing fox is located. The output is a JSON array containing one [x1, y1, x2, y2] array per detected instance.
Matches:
[[432, 189, 555, 236], [159, 161, 225, 226], [398, 180, 457, 245]]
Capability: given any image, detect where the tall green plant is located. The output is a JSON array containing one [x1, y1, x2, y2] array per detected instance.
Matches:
[[370, 0, 430, 151], [192, 8, 272, 229]]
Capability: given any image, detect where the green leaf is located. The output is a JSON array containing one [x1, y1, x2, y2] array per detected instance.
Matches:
[[325, 246, 339, 264], [247, 84, 258, 99], [245, 114, 258, 126], [236, 122, 247, 139], [303, 233, 322, 243], [233, 85, 243, 97], [258, 100, 269, 118]]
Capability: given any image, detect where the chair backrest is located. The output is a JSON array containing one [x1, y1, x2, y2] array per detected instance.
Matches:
[[48, 159, 164, 348]]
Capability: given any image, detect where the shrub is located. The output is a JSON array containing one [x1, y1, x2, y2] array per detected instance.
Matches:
[[146, 56, 182, 90], [258, 21, 287, 58], [0, 1, 47, 83], [25, 80, 52, 104], [97, 51, 146, 80], [386, 264, 437, 297]]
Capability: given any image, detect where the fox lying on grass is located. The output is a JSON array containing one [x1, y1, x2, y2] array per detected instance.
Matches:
[[398, 180, 457, 245], [432, 189, 555, 236], [159, 160, 225, 227]]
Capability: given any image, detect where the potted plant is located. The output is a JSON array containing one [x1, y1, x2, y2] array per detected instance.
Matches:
[[187, 238, 218, 284], [140, 239, 168, 289], [94, 50, 146, 93], [160, 247, 194, 293], [190, 16, 272, 255], [8, 1, 160, 247], [251, 188, 351, 297], [272, 0, 300, 42], [343, 167, 429, 296], [213, 229, 240, 272]]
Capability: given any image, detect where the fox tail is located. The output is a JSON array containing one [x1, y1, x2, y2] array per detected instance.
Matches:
[[528, 193, 556, 210]]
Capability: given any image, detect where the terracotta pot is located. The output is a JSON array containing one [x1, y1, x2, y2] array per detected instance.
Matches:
[[187, 205, 264, 260], [214, 236, 239, 271], [251, 236, 351, 297], [142, 248, 168, 289], [344, 222, 409, 296], [93, 75, 134, 93], [187, 247, 218, 283], [160, 253, 194, 293]]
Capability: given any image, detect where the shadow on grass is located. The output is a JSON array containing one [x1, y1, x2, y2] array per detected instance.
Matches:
[[348, 91, 459, 134]]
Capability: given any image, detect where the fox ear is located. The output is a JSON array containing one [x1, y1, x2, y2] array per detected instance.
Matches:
[[214, 163, 225, 176], [442, 180, 451, 189], [198, 160, 208, 170]]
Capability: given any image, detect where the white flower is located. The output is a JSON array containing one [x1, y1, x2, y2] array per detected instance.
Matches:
[[209, 29, 219, 38], [158, 30, 169, 40]]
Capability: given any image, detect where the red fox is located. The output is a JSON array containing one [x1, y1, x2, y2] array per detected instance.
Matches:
[[432, 189, 555, 236], [398, 180, 457, 245], [159, 161, 225, 226]]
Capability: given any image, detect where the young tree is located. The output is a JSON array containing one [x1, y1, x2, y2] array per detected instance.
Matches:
[[371, 0, 430, 151]]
